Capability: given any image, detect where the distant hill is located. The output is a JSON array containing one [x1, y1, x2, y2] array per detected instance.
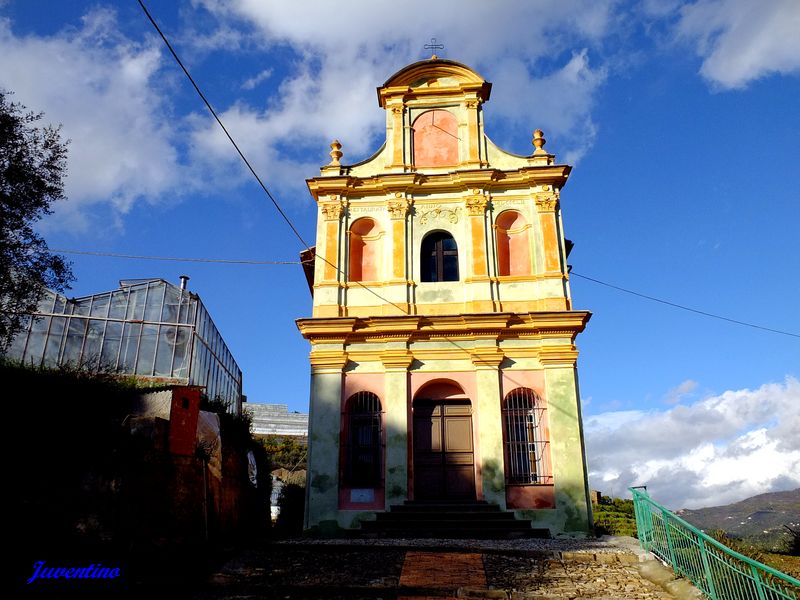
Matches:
[[676, 489, 800, 549]]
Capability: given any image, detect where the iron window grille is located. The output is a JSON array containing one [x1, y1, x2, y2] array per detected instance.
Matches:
[[343, 391, 383, 487], [502, 388, 552, 485]]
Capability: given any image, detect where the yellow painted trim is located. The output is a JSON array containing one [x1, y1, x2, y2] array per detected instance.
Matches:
[[309, 350, 349, 371], [380, 349, 414, 370], [312, 297, 571, 316], [297, 311, 590, 345], [306, 166, 570, 201]]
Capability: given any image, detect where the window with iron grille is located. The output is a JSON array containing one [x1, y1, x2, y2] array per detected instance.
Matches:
[[421, 231, 459, 282], [502, 388, 552, 484], [343, 391, 383, 487]]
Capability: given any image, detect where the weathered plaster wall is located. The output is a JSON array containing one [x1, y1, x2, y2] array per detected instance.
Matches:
[[543, 366, 593, 535], [304, 370, 343, 528]]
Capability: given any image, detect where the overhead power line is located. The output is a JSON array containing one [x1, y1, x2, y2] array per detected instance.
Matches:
[[136, 0, 309, 249], [570, 272, 800, 339], [54, 248, 799, 339], [52, 249, 304, 265], [135, 2, 797, 342], [137, 0, 410, 317]]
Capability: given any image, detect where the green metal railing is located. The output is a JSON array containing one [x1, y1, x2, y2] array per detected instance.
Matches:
[[630, 487, 800, 600]]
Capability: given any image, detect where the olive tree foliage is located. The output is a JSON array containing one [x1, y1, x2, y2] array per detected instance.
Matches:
[[0, 90, 73, 350]]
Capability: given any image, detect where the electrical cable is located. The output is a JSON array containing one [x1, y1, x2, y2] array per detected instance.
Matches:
[[52, 249, 304, 265], [53, 248, 800, 339], [135, 2, 798, 342], [571, 271, 800, 339]]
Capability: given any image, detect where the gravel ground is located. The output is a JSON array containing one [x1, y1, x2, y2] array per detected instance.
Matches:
[[278, 535, 641, 555], [192, 537, 667, 599]]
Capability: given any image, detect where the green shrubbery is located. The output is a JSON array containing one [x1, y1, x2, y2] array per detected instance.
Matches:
[[274, 482, 306, 538], [593, 496, 638, 538]]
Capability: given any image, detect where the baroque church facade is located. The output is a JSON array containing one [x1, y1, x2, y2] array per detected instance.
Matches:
[[297, 57, 593, 536]]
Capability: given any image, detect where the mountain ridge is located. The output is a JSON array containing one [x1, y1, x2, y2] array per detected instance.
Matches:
[[676, 488, 800, 549]]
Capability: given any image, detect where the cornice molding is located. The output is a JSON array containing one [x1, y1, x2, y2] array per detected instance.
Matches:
[[306, 166, 570, 201], [297, 311, 590, 344]]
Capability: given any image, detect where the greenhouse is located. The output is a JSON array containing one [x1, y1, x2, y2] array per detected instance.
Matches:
[[4, 278, 242, 411]]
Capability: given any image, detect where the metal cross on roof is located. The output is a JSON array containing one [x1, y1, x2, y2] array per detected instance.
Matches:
[[424, 37, 444, 58]]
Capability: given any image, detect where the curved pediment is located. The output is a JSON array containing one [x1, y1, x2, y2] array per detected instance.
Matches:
[[378, 58, 491, 107]]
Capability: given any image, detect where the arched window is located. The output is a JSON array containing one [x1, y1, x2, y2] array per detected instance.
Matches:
[[412, 109, 459, 167], [502, 388, 551, 484], [349, 218, 382, 281], [495, 210, 531, 276], [421, 231, 459, 282], [343, 391, 383, 487]]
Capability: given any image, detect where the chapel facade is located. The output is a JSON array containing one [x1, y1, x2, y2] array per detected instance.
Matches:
[[296, 57, 593, 536]]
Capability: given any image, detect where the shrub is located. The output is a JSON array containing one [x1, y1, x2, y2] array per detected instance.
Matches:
[[274, 482, 305, 538]]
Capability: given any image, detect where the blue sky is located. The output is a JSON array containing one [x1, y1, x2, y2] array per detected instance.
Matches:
[[2, 0, 798, 509]]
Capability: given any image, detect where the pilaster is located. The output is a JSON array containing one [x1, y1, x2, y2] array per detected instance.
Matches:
[[304, 353, 347, 528], [540, 350, 592, 534], [471, 347, 506, 508], [381, 349, 413, 506]]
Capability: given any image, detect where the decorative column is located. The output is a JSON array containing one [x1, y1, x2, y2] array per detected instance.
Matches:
[[387, 193, 411, 281], [388, 103, 405, 169], [380, 349, 413, 506], [535, 188, 561, 275], [464, 98, 482, 167], [320, 195, 347, 282], [305, 351, 348, 528], [465, 190, 489, 278], [471, 346, 506, 508], [538, 346, 593, 534]]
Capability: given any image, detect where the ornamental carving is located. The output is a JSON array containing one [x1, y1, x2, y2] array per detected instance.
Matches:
[[417, 205, 461, 225], [387, 197, 411, 219], [321, 197, 348, 221], [535, 192, 559, 212], [465, 195, 489, 216]]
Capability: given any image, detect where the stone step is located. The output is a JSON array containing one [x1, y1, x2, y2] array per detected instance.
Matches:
[[391, 501, 501, 513], [358, 502, 550, 539], [376, 511, 518, 521]]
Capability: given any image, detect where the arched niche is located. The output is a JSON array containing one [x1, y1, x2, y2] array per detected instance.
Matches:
[[495, 210, 531, 276], [412, 109, 459, 168], [348, 217, 382, 282]]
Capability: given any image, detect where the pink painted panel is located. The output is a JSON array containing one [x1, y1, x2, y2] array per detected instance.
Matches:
[[411, 372, 477, 401], [349, 218, 380, 282], [501, 370, 546, 401], [339, 372, 387, 510], [339, 486, 385, 510], [500, 370, 553, 488], [342, 372, 385, 405], [409, 372, 481, 500], [412, 110, 459, 167], [495, 210, 531, 276], [506, 484, 555, 509]]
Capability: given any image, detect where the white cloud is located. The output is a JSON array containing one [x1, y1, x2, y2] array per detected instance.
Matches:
[[189, 0, 613, 169], [241, 68, 273, 90], [0, 9, 184, 231], [675, 0, 800, 89], [663, 378, 698, 404], [586, 376, 800, 509]]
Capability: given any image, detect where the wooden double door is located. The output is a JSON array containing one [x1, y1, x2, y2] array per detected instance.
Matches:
[[412, 399, 476, 501]]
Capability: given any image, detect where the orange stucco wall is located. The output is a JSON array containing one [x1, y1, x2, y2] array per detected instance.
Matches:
[[413, 110, 458, 167]]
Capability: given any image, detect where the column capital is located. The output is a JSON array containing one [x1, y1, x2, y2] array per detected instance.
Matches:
[[534, 189, 559, 212], [321, 196, 348, 221], [387, 193, 412, 219], [538, 345, 579, 367], [470, 347, 505, 368], [309, 350, 348, 372], [380, 349, 414, 370], [465, 190, 489, 216]]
